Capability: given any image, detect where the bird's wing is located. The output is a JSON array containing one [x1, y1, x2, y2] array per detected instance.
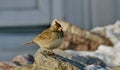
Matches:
[[37, 30, 52, 40]]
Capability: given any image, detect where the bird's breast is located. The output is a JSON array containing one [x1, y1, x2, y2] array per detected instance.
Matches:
[[49, 38, 63, 49]]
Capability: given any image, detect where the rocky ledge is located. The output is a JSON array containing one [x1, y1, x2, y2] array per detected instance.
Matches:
[[10, 49, 80, 70], [0, 49, 110, 70]]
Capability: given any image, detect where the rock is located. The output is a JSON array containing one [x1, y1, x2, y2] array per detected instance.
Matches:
[[72, 56, 106, 67], [52, 19, 113, 51], [64, 50, 108, 70], [0, 61, 19, 70], [0, 53, 34, 70], [53, 49, 72, 58], [85, 65, 108, 70], [12, 49, 82, 70], [0, 48, 111, 70], [12, 53, 34, 65], [109, 67, 120, 70]]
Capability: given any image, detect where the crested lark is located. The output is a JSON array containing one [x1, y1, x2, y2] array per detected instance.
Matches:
[[25, 21, 64, 54]]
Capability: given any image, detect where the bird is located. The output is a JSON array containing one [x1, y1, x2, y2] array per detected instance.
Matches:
[[25, 21, 64, 55]]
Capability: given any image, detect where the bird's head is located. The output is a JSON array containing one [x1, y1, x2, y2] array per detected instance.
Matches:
[[50, 21, 62, 31]]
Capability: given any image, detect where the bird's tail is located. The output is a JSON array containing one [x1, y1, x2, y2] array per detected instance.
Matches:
[[24, 41, 35, 45]]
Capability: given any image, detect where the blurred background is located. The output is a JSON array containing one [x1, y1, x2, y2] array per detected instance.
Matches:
[[0, 0, 120, 61]]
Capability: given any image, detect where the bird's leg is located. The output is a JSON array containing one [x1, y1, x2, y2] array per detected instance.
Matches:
[[40, 48, 56, 56], [48, 50, 55, 55], [39, 48, 49, 57], [44, 49, 56, 56], [40, 48, 47, 54], [47, 50, 59, 58], [40, 48, 50, 54]]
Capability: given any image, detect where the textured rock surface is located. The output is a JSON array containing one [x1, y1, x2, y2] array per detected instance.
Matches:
[[12, 53, 34, 65], [109, 67, 120, 70], [0, 61, 19, 70], [71, 56, 106, 67], [52, 19, 113, 51], [0, 49, 110, 70], [11, 49, 81, 70], [0, 54, 34, 70]]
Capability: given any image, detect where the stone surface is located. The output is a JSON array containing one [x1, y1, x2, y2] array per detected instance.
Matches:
[[52, 19, 113, 51], [12, 53, 34, 65], [11, 49, 81, 70], [71, 56, 106, 67], [0, 53, 34, 70], [0, 61, 19, 70], [0, 49, 110, 70], [109, 67, 120, 70]]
